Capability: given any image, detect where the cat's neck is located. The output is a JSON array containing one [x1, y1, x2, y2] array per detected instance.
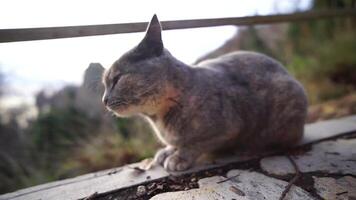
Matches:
[[145, 51, 193, 121], [164, 51, 194, 89]]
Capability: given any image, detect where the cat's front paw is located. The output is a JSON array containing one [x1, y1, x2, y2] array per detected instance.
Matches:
[[163, 152, 194, 171], [154, 146, 176, 166]]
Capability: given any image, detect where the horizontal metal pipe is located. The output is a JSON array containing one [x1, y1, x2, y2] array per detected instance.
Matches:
[[0, 9, 355, 43]]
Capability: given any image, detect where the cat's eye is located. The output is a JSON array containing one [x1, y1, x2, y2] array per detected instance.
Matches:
[[113, 74, 121, 84], [111, 74, 122, 90]]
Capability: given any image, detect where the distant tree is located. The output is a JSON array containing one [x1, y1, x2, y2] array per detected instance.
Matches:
[[29, 106, 96, 166]]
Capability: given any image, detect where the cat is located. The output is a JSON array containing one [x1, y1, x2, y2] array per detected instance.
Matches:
[[102, 15, 308, 171]]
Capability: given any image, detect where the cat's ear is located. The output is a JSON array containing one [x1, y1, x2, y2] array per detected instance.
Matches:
[[138, 14, 163, 57]]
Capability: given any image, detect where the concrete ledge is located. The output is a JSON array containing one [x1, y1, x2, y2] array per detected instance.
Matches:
[[0, 162, 168, 200]]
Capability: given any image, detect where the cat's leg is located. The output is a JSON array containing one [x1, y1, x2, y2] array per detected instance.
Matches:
[[163, 131, 240, 171], [154, 146, 176, 166], [163, 147, 200, 171]]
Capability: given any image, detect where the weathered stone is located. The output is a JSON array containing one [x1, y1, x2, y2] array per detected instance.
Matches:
[[150, 170, 314, 200], [261, 139, 356, 176], [226, 170, 314, 200], [301, 115, 356, 145], [136, 185, 147, 197], [313, 176, 356, 200]]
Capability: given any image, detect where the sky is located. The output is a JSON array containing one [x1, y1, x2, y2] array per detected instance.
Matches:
[[0, 0, 312, 108]]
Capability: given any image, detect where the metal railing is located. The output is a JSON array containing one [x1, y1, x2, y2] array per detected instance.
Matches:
[[0, 9, 355, 43]]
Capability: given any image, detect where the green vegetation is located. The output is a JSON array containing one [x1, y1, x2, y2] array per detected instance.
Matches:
[[241, 18, 356, 104], [285, 28, 356, 103]]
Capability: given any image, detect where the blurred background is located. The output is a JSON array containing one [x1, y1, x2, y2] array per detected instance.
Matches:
[[0, 0, 355, 194]]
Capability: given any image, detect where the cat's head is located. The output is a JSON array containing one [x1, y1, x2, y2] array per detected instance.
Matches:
[[102, 15, 172, 117]]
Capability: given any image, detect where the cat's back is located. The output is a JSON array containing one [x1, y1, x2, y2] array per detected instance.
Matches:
[[196, 51, 297, 92], [197, 51, 288, 77]]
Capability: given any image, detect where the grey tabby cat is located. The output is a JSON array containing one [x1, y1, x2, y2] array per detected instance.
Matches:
[[102, 15, 308, 171]]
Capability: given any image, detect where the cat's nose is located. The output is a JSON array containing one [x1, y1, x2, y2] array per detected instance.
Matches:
[[102, 96, 109, 106]]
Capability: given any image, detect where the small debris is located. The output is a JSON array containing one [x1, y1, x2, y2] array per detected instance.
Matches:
[[168, 175, 178, 181], [140, 158, 154, 170], [325, 151, 340, 155], [229, 186, 245, 196], [169, 184, 183, 190], [156, 184, 164, 190], [189, 182, 198, 188], [147, 182, 165, 196], [83, 192, 98, 200], [129, 166, 146, 175], [146, 175, 151, 180], [217, 173, 240, 184], [336, 191, 348, 195], [136, 185, 147, 197], [205, 171, 213, 176], [107, 168, 122, 175], [147, 182, 157, 190]]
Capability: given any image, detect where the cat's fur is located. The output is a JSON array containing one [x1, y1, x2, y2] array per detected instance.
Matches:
[[102, 15, 308, 171]]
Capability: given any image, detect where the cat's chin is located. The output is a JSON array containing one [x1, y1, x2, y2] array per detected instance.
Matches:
[[113, 111, 133, 118], [111, 106, 139, 118]]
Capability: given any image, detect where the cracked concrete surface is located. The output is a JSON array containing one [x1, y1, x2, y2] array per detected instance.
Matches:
[[260, 139, 356, 176], [151, 170, 314, 200], [313, 176, 356, 200], [151, 138, 356, 200]]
